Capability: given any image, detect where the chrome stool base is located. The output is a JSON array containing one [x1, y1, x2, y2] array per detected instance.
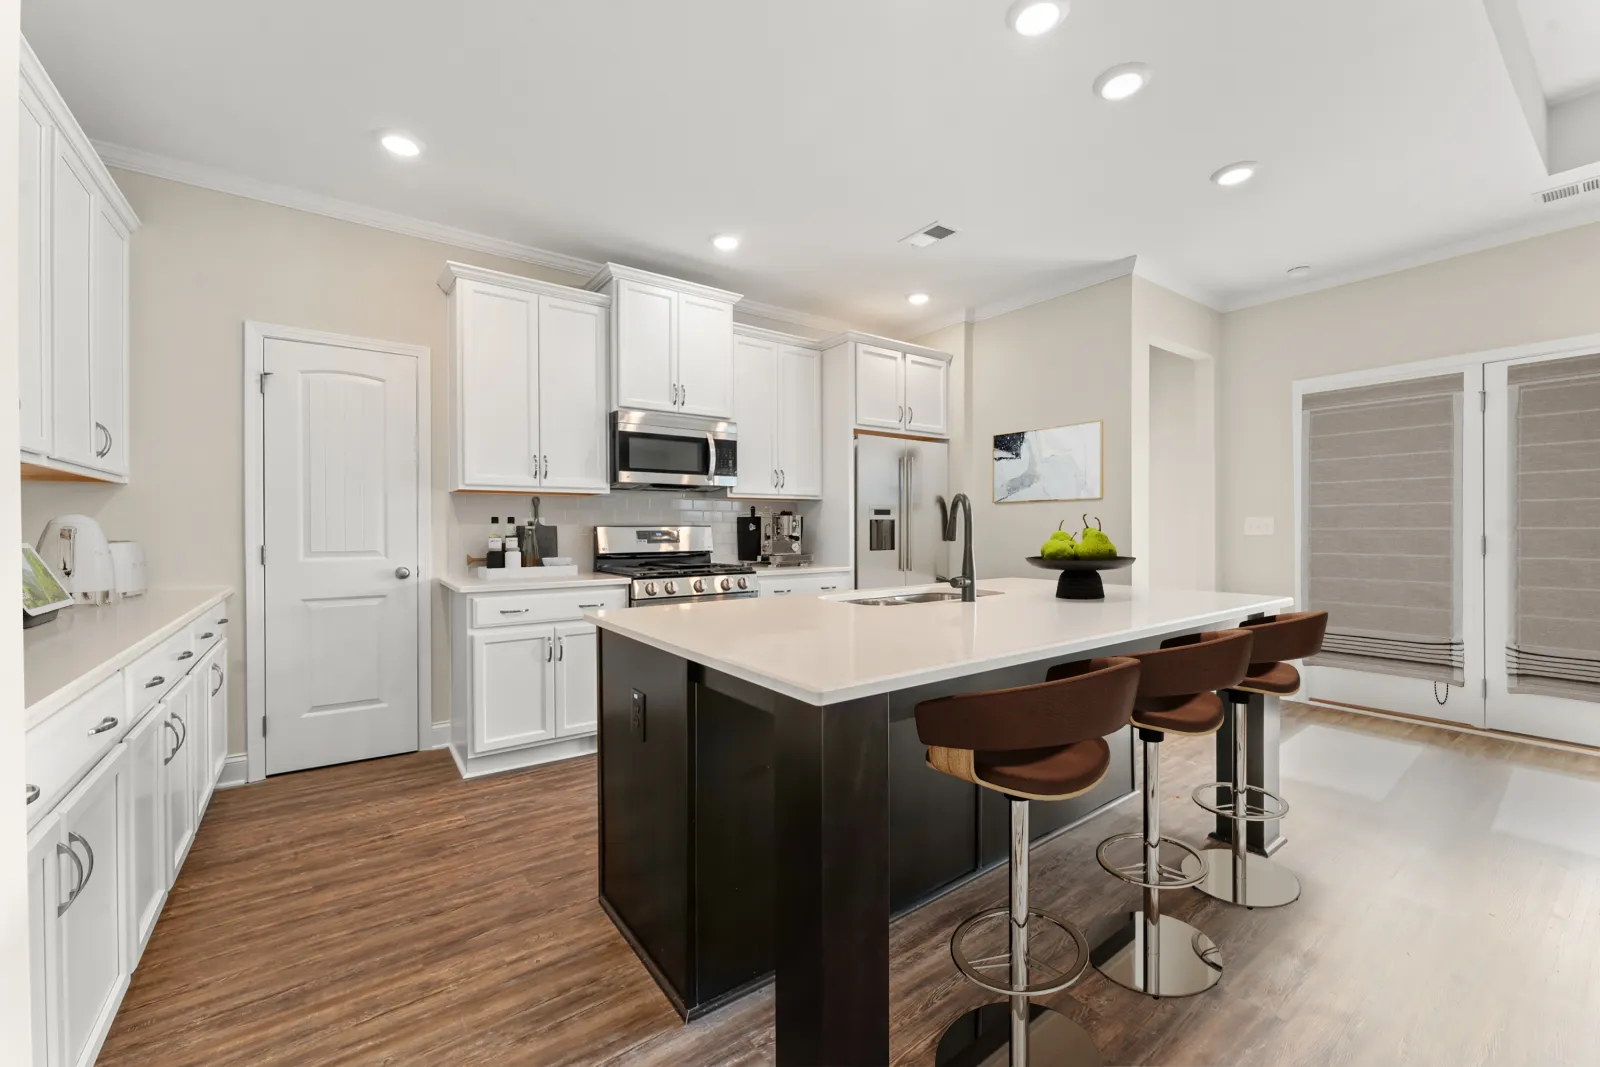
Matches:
[[934, 1003, 1103, 1067], [1087, 911, 1222, 998], [1182, 848, 1301, 908]]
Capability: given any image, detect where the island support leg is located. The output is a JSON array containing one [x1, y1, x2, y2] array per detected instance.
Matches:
[[773, 695, 891, 1067]]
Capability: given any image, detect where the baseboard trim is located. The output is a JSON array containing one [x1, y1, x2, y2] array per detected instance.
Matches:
[[1307, 698, 1600, 759], [430, 721, 451, 750], [449, 736, 597, 780], [216, 754, 249, 789]]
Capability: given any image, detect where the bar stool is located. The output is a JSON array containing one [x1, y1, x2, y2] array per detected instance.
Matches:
[[917, 656, 1141, 1067], [1072, 629, 1254, 998], [1189, 611, 1329, 909]]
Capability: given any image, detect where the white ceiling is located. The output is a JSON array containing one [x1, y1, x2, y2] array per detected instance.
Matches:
[[19, 0, 1592, 331], [1519, 0, 1600, 101]]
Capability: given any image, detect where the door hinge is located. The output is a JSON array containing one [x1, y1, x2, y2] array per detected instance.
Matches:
[[263, 717, 268, 737], [260, 544, 267, 565], [1483, 678, 1489, 699], [260, 371, 273, 394], [1479, 390, 1486, 413], [1482, 534, 1487, 557]]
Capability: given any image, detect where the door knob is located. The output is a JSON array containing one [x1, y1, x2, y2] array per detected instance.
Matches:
[[395, 567, 412, 579]]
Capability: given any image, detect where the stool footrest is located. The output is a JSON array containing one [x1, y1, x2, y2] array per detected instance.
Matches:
[[1094, 833, 1208, 890], [950, 906, 1091, 998], [1192, 781, 1290, 822]]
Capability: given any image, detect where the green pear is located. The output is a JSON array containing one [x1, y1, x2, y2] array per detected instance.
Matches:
[[1077, 514, 1118, 559], [1040, 521, 1078, 559]]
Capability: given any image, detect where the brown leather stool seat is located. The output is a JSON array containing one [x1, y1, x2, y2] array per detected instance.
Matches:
[[1073, 629, 1254, 999], [1191, 610, 1330, 910], [916, 656, 1140, 1066]]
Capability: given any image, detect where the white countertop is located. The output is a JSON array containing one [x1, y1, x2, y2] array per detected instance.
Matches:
[[25, 587, 231, 727], [590, 578, 1294, 706], [746, 562, 852, 575], [437, 572, 630, 594]]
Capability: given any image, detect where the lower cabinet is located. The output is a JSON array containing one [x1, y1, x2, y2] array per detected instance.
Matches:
[[758, 571, 852, 598], [471, 627, 556, 753], [554, 622, 599, 736], [28, 816, 57, 1067], [123, 704, 166, 964], [200, 641, 228, 816], [162, 674, 197, 883]]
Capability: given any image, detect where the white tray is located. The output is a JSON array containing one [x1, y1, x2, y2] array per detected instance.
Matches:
[[474, 564, 579, 580]]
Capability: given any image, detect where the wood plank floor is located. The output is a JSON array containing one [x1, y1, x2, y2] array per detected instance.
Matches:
[[100, 702, 1600, 1066]]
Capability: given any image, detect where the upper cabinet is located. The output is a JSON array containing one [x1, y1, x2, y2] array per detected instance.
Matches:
[[18, 39, 138, 483], [731, 326, 822, 500], [439, 262, 611, 494], [587, 264, 740, 420], [828, 333, 951, 439]]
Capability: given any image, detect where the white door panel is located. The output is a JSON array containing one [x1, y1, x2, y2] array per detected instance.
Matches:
[[88, 206, 128, 475], [56, 745, 128, 1067], [615, 279, 677, 412], [28, 815, 58, 1067], [855, 345, 904, 430], [459, 283, 539, 488], [538, 296, 608, 491], [778, 345, 822, 498], [677, 294, 734, 418], [124, 705, 166, 963], [162, 677, 196, 879], [555, 622, 598, 737], [19, 86, 51, 455], [263, 338, 420, 775], [207, 641, 229, 795], [903, 354, 949, 437], [733, 335, 778, 497], [471, 627, 555, 753], [50, 138, 95, 467]]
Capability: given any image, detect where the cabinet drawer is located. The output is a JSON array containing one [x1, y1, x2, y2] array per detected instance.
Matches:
[[761, 572, 851, 598], [189, 603, 229, 659], [125, 628, 194, 718], [25, 671, 125, 826], [470, 587, 625, 628]]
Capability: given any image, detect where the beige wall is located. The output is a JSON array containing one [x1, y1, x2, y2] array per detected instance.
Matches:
[[1148, 349, 1202, 589], [961, 275, 1134, 579], [1217, 218, 1600, 597], [20, 170, 590, 755]]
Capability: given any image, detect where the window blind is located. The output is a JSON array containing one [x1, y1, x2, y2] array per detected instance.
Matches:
[[1301, 373, 1464, 684], [1507, 353, 1600, 703]]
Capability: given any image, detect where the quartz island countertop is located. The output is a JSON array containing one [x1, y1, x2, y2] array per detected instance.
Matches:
[[589, 577, 1294, 705]]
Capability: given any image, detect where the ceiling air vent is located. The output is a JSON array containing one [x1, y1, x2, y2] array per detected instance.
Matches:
[[900, 221, 958, 248], [1536, 177, 1600, 206]]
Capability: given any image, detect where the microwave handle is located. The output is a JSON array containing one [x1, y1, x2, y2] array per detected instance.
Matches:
[[706, 432, 718, 480]]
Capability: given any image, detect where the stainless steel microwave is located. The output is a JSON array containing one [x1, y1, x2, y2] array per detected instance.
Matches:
[[611, 409, 737, 490]]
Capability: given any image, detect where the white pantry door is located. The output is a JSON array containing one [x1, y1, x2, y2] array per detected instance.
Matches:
[[263, 337, 420, 775]]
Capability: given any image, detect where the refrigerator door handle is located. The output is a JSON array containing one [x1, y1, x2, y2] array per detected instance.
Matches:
[[897, 454, 907, 572], [904, 452, 913, 575]]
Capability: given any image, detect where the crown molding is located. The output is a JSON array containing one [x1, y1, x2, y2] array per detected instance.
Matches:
[[584, 262, 742, 303], [731, 321, 824, 348], [734, 299, 849, 336], [437, 260, 610, 305]]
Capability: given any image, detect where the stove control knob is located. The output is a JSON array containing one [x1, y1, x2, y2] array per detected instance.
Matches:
[[737, 577, 748, 590], [664, 581, 677, 596], [644, 582, 657, 597], [719, 578, 731, 592], [693, 578, 705, 593]]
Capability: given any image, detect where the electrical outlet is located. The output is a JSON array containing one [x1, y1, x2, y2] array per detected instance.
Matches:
[[630, 689, 646, 741], [1244, 516, 1275, 537]]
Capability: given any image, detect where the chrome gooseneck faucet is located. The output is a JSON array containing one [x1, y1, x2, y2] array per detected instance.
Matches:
[[943, 493, 976, 602]]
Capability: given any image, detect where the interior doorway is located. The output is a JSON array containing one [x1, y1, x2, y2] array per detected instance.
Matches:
[[1144, 345, 1217, 591]]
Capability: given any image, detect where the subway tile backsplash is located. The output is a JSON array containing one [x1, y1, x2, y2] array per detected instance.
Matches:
[[448, 492, 820, 572]]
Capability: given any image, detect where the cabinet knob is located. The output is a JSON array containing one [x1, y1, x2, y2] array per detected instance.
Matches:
[[395, 566, 412, 579]]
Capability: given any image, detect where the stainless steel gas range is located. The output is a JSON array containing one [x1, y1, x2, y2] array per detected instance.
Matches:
[[593, 525, 757, 606]]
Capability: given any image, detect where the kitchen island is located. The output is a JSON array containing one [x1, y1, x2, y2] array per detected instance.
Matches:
[[591, 578, 1293, 1066]]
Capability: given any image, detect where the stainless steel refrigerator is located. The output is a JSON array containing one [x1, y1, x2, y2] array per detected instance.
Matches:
[[855, 434, 951, 589]]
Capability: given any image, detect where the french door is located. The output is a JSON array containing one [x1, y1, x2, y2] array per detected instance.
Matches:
[[1484, 350, 1600, 745]]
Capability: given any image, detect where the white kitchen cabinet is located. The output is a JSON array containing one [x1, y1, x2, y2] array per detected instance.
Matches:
[[53, 743, 130, 1067], [470, 626, 556, 754], [759, 570, 852, 598], [777, 344, 822, 497], [19, 40, 138, 482], [123, 705, 167, 965], [855, 344, 905, 431], [204, 640, 229, 810], [162, 674, 197, 883], [440, 264, 610, 494], [903, 353, 949, 437], [19, 81, 50, 456], [732, 333, 779, 496], [588, 263, 741, 420], [731, 328, 822, 500], [28, 813, 58, 1067], [554, 621, 599, 737]]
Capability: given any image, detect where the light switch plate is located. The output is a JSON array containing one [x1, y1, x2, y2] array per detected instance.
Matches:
[[1244, 516, 1275, 536]]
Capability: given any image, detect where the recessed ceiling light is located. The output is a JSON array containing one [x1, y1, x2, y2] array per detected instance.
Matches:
[[1211, 161, 1258, 187], [1286, 265, 1312, 277], [711, 234, 740, 252], [908, 293, 931, 306], [1007, 0, 1066, 37], [1093, 63, 1150, 102], [380, 132, 422, 158]]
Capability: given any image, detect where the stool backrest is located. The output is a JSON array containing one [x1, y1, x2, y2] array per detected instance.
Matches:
[[1131, 629, 1255, 702], [916, 657, 1140, 752], [1238, 611, 1329, 666]]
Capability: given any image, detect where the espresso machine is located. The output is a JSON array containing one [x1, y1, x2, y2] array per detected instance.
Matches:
[[737, 507, 811, 566]]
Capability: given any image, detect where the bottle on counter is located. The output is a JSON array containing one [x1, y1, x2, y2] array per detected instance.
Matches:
[[487, 517, 505, 569], [504, 518, 522, 569]]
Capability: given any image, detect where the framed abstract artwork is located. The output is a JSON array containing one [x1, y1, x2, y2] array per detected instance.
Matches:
[[993, 421, 1103, 502]]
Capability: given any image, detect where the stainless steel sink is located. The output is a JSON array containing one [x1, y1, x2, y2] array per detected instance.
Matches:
[[847, 590, 1003, 606]]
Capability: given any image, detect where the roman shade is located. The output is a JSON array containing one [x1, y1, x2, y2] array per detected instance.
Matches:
[[1506, 353, 1600, 703], [1301, 373, 1465, 684]]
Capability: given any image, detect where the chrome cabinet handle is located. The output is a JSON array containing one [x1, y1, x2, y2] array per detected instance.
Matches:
[[145, 675, 166, 689], [163, 719, 180, 764], [173, 712, 188, 752], [69, 831, 95, 895], [821, 585, 838, 591], [178, 651, 194, 661], [94, 422, 111, 458], [680, 384, 687, 408], [546, 641, 553, 662], [395, 566, 412, 579], [578, 603, 603, 609], [780, 469, 786, 489], [543, 455, 550, 479], [212, 662, 225, 696], [200, 631, 215, 639], [217, 618, 229, 625], [898, 405, 904, 423], [88, 716, 119, 736], [908, 406, 914, 425], [26, 784, 40, 805], [500, 608, 529, 615], [773, 589, 791, 596], [773, 469, 778, 488], [671, 383, 678, 406], [557, 637, 564, 662], [57, 841, 84, 915]]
